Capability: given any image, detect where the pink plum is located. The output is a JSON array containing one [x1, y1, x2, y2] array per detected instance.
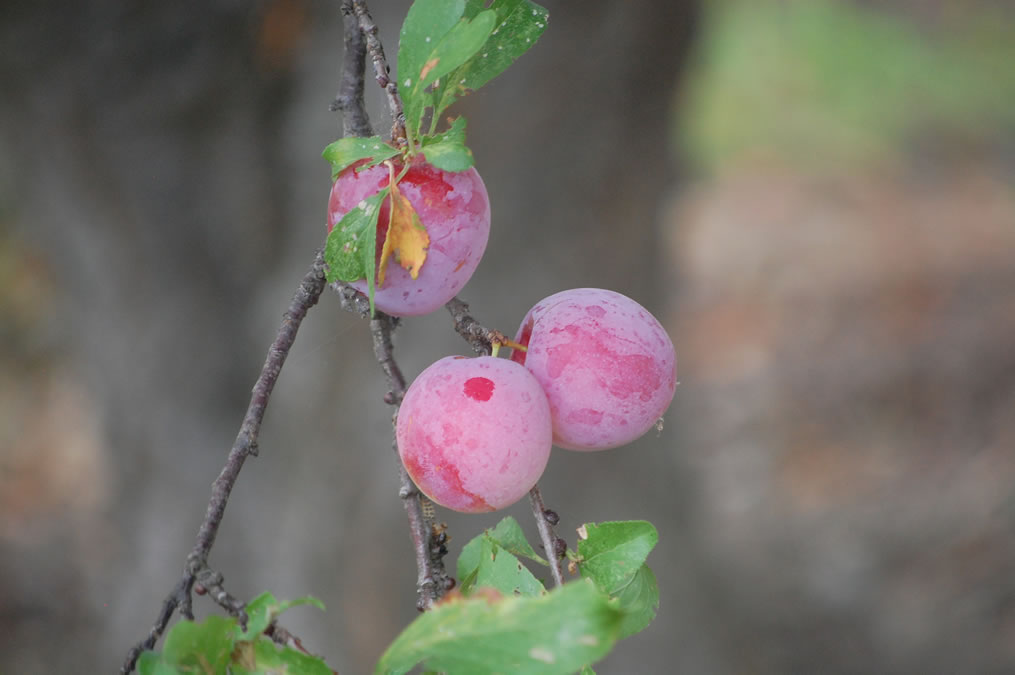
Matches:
[[512, 288, 677, 451], [396, 356, 552, 513], [328, 156, 490, 316]]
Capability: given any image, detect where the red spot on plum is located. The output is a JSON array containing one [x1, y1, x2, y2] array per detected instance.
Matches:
[[585, 305, 606, 319], [464, 377, 495, 401]]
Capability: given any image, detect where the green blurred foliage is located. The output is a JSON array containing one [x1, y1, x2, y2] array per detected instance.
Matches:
[[678, 0, 1015, 171]]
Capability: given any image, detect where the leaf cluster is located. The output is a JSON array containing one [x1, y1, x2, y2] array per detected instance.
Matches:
[[136, 519, 658, 674], [138, 593, 332, 675], [376, 517, 659, 675]]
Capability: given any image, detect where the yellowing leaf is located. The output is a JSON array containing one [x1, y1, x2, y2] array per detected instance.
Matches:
[[378, 176, 429, 285]]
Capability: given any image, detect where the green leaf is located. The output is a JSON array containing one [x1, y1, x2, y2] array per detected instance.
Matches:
[[232, 637, 334, 675], [160, 615, 236, 675], [398, 0, 468, 138], [577, 521, 658, 595], [458, 529, 487, 581], [136, 652, 177, 675], [137, 595, 331, 675], [474, 537, 546, 598], [324, 189, 388, 313], [403, 11, 496, 137], [578, 522, 660, 638], [237, 592, 326, 640], [419, 11, 496, 94], [613, 564, 659, 638], [458, 516, 547, 581], [432, 0, 549, 121], [462, 0, 486, 20], [420, 116, 474, 171], [579, 667, 597, 675], [375, 580, 623, 675], [486, 515, 547, 565], [322, 137, 400, 180], [458, 566, 480, 595]]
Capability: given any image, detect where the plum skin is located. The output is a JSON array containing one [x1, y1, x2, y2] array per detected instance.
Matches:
[[327, 155, 490, 316], [396, 356, 552, 513], [511, 288, 677, 451]]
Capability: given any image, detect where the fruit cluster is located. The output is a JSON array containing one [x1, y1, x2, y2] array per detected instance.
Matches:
[[329, 157, 676, 514]]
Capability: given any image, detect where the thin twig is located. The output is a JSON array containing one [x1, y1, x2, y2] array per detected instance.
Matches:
[[193, 567, 247, 627], [367, 313, 452, 610], [370, 313, 407, 400], [330, 281, 373, 318], [190, 250, 328, 560], [120, 575, 192, 673], [529, 485, 567, 588], [445, 296, 496, 355], [332, 0, 373, 137], [120, 252, 328, 674], [396, 429, 443, 611], [352, 0, 407, 144], [328, 0, 450, 612]]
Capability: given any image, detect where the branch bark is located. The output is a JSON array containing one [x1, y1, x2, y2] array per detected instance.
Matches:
[[332, 0, 373, 137], [529, 485, 567, 588], [121, 251, 329, 674], [445, 296, 496, 355], [351, 0, 407, 144], [368, 313, 453, 610]]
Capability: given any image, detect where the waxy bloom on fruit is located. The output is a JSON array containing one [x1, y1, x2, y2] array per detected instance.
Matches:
[[512, 288, 677, 451], [396, 356, 552, 513], [328, 156, 490, 316]]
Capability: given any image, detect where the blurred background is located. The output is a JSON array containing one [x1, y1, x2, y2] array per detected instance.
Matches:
[[2, 0, 1014, 672]]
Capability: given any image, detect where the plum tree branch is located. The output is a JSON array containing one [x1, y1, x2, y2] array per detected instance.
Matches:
[[445, 296, 496, 356], [327, 0, 452, 610], [368, 312, 454, 610], [326, 0, 452, 613], [529, 486, 567, 587], [351, 0, 407, 145], [120, 251, 329, 674], [330, 281, 373, 318], [189, 250, 328, 563], [332, 0, 373, 137]]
